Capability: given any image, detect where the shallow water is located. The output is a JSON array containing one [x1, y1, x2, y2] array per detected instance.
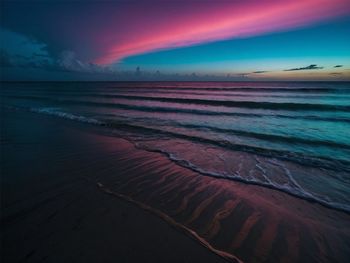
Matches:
[[1, 81, 350, 213]]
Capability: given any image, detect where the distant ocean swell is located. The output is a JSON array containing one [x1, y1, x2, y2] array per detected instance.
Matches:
[[7, 94, 350, 112], [95, 85, 350, 93], [5, 95, 350, 128]]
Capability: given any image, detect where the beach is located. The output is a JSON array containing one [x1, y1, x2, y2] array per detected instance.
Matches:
[[1, 108, 228, 263], [1, 105, 350, 262], [1, 0, 350, 261]]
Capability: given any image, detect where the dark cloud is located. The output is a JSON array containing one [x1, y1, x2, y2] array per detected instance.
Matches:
[[284, 64, 323, 71], [334, 65, 343, 68], [0, 49, 52, 69], [57, 51, 111, 73], [0, 29, 53, 61], [0, 28, 118, 78], [0, 28, 57, 71], [252, 70, 268, 74], [0, 50, 13, 67]]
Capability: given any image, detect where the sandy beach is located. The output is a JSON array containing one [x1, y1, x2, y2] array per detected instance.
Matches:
[[1, 108, 350, 262], [1, 109, 228, 263], [1, 0, 350, 261]]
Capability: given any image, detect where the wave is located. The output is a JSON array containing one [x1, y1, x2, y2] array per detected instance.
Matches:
[[6, 88, 350, 102], [6, 95, 350, 124], [103, 91, 350, 100], [103, 121, 350, 171], [30, 107, 105, 125], [7, 105, 350, 214], [103, 85, 350, 93], [108, 114, 350, 150], [8, 94, 350, 113], [102, 94, 350, 111], [142, 147, 350, 214], [10, 104, 349, 171], [30, 90, 350, 103], [10, 89, 347, 100], [177, 123, 350, 150]]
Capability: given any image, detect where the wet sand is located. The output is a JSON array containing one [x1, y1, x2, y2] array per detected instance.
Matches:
[[0, 109, 228, 263], [1, 108, 350, 262]]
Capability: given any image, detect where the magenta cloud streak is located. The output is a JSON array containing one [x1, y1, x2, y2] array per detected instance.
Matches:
[[93, 0, 350, 65]]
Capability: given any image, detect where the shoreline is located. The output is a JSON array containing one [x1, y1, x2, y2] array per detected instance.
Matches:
[[1, 109, 228, 263], [1, 108, 350, 262]]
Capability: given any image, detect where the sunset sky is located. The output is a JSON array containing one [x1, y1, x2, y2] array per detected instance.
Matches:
[[1, 0, 350, 81]]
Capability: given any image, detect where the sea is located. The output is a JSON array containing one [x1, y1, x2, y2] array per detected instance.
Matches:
[[1, 81, 350, 213]]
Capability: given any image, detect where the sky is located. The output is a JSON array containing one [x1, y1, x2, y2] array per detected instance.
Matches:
[[0, 0, 350, 81]]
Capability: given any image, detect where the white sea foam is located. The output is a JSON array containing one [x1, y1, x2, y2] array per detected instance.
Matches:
[[31, 107, 105, 125]]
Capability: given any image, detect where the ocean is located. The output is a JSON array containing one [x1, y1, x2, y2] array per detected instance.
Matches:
[[1, 81, 350, 214]]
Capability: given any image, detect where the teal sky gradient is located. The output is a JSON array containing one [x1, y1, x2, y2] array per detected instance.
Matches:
[[0, 1, 349, 81], [118, 18, 350, 78]]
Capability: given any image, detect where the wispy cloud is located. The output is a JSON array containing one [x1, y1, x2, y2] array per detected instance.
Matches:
[[57, 51, 113, 74], [284, 64, 323, 71], [329, 72, 342, 75], [252, 71, 269, 74]]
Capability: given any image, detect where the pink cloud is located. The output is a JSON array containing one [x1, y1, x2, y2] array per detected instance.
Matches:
[[93, 0, 350, 65]]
